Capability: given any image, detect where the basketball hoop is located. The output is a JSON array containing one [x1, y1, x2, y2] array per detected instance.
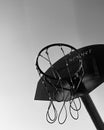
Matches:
[[36, 43, 84, 124]]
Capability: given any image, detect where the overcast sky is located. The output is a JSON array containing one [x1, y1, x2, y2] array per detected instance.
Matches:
[[0, 0, 104, 130]]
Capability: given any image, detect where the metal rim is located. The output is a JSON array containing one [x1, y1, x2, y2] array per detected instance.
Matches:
[[36, 43, 82, 79]]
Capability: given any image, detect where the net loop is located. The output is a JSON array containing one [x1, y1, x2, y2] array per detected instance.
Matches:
[[69, 98, 80, 120], [58, 102, 67, 124], [46, 100, 58, 124]]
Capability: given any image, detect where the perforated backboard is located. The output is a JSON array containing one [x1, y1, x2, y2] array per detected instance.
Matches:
[[35, 44, 104, 101]]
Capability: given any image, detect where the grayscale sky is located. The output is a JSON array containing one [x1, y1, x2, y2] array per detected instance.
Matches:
[[0, 0, 104, 130]]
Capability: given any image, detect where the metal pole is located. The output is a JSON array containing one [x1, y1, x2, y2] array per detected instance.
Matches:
[[81, 94, 104, 130]]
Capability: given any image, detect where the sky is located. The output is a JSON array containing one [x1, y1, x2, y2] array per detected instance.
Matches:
[[0, 0, 104, 130]]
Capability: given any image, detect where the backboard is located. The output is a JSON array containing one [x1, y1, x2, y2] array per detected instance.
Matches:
[[35, 44, 104, 101]]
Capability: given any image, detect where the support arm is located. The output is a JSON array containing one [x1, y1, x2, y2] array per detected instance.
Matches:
[[81, 94, 104, 130]]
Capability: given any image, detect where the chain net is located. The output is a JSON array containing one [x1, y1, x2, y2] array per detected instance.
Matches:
[[36, 43, 84, 124]]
